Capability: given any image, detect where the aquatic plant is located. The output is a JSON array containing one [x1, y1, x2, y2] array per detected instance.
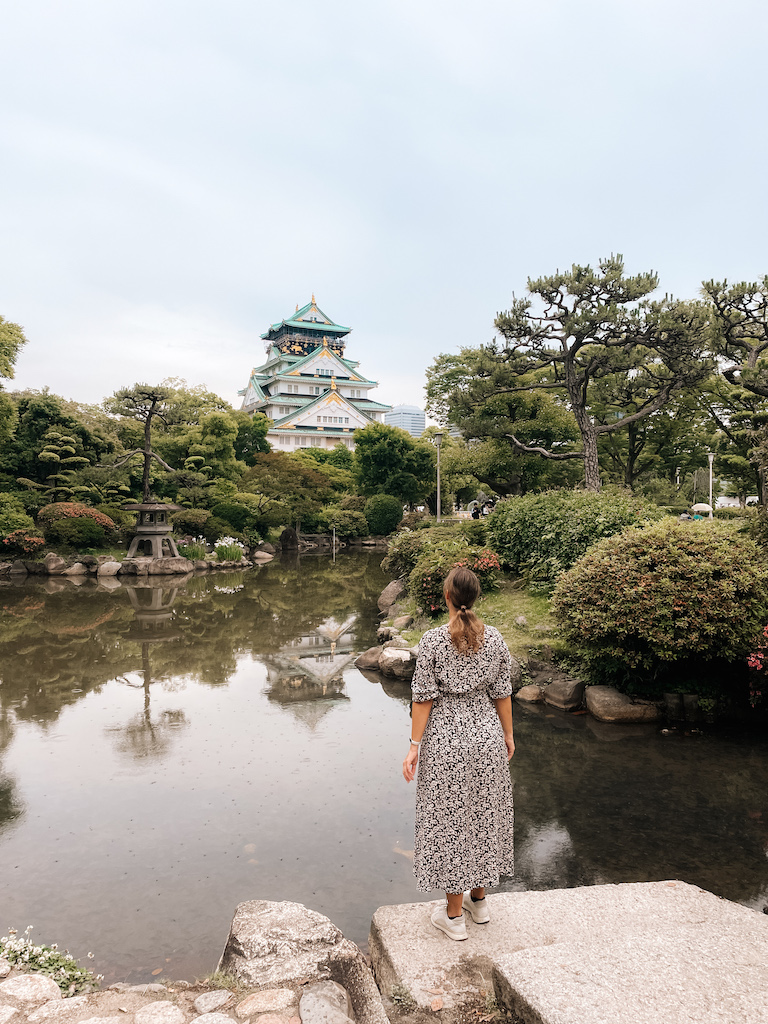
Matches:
[[215, 537, 245, 561]]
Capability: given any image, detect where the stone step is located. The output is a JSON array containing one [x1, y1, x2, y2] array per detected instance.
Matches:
[[369, 881, 768, 1023]]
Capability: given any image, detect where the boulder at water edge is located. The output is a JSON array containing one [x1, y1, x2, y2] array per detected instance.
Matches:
[[355, 646, 383, 670], [542, 678, 585, 711], [377, 580, 405, 613], [43, 552, 68, 575], [378, 647, 416, 680], [586, 685, 661, 723], [218, 900, 344, 987], [97, 560, 122, 576], [515, 684, 544, 703]]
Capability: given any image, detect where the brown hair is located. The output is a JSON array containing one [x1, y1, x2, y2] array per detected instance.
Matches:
[[444, 566, 484, 654]]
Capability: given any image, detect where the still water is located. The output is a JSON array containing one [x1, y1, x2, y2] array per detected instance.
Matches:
[[1, 553, 767, 984]]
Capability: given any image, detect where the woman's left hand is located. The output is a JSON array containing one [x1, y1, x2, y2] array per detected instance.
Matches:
[[403, 745, 419, 782]]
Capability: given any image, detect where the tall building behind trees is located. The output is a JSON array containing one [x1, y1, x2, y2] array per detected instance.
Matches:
[[239, 298, 391, 451]]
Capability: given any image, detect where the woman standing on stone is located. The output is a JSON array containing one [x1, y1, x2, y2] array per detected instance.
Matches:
[[402, 566, 515, 941]]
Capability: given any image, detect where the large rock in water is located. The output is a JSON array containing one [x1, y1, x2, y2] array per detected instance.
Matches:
[[355, 646, 383, 670], [377, 580, 405, 612], [43, 552, 67, 575], [378, 647, 416, 680], [586, 685, 661, 723], [515, 684, 544, 703], [542, 678, 585, 711]]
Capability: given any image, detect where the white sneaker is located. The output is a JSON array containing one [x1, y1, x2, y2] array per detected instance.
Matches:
[[462, 893, 490, 924], [430, 904, 468, 941]]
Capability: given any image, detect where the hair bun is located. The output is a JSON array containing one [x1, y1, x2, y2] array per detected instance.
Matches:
[[461, 605, 467, 611]]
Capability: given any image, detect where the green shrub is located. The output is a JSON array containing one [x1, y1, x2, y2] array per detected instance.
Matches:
[[400, 509, 432, 530], [459, 518, 488, 545], [713, 506, 756, 520], [551, 520, 768, 698], [318, 508, 369, 537], [44, 517, 108, 549], [210, 501, 255, 532], [339, 495, 367, 513], [0, 492, 36, 537], [382, 530, 429, 578], [202, 516, 230, 544], [408, 541, 501, 616], [1, 529, 45, 558], [37, 502, 116, 532], [364, 494, 404, 536], [408, 538, 470, 614], [488, 489, 668, 592], [95, 504, 136, 533], [171, 508, 211, 535]]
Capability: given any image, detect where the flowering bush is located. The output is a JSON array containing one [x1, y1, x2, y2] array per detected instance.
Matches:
[[0, 926, 101, 994], [1, 529, 46, 557], [488, 488, 667, 592], [408, 541, 501, 616], [178, 539, 207, 560], [37, 503, 117, 531], [215, 536, 246, 561], [382, 525, 461, 579], [552, 520, 768, 698], [748, 624, 768, 709]]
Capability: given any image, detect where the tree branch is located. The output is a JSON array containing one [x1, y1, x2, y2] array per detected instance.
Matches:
[[503, 432, 584, 461]]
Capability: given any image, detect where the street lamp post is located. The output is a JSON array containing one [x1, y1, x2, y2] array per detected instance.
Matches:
[[434, 431, 443, 524], [708, 452, 714, 519]]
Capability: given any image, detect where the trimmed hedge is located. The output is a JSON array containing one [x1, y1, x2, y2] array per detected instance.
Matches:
[[364, 494, 404, 536], [37, 502, 117, 532], [487, 489, 667, 591], [318, 508, 369, 538], [552, 520, 768, 698]]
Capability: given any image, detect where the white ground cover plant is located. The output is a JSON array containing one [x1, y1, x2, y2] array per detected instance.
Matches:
[[1, 926, 102, 994]]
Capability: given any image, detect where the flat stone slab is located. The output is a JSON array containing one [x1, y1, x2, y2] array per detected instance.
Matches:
[[369, 881, 768, 1021], [494, 923, 768, 1024]]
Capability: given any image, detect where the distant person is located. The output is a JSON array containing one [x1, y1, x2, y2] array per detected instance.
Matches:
[[471, 506, 480, 520], [403, 567, 515, 940]]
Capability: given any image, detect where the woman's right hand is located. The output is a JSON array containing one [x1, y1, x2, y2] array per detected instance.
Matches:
[[504, 731, 515, 761], [403, 745, 419, 782]]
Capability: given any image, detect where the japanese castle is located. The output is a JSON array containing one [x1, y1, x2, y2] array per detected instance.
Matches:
[[239, 297, 391, 450]]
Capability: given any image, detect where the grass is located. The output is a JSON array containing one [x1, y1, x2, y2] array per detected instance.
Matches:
[[198, 970, 248, 993], [396, 576, 555, 661]]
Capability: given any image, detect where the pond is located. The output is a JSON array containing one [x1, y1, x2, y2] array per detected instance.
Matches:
[[0, 552, 767, 984]]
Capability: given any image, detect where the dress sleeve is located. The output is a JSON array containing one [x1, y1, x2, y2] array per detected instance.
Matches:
[[411, 631, 439, 702], [487, 633, 513, 699]]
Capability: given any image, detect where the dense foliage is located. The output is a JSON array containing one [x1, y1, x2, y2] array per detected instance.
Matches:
[[37, 503, 117, 531], [363, 493, 403, 535], [409, 540, 501, 615], [552, 521, 768, 698], [1, 528, 45, 557], [488, 489, 667, 591]]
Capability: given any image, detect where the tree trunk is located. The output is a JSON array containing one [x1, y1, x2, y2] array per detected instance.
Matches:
[[142, 406, 153, 502], [583, 433, 601, 491]]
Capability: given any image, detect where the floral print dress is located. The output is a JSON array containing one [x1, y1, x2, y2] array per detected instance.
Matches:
[[411, 624, 514, 893]]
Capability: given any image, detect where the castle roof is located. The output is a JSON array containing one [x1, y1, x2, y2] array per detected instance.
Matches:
[[261, 297, 351, 341]]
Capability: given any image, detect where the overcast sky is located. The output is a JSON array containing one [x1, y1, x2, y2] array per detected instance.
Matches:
[[2, 0, 767, 414]]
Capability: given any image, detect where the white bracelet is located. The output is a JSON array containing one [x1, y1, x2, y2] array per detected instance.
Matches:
[[410, 738, 421, 747]]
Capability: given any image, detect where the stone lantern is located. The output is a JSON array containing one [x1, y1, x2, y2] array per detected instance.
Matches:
[[123, 502, 182, 559]]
